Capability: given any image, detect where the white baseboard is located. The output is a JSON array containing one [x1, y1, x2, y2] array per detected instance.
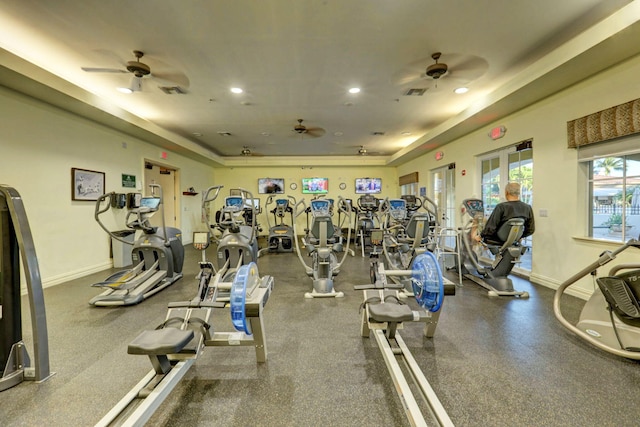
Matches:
[[42, 261, 113, 289], [529, 272, 591, 301]]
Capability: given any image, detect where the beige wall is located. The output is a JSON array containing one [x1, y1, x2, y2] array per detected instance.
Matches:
[[0, 86, 215, 287], [397, 53, 640, 298], [215, 165, 398, 235]]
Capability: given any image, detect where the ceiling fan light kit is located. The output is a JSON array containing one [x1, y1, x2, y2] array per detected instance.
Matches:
[[425, 52, 448, 79]]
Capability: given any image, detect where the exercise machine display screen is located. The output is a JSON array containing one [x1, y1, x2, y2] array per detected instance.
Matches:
[[276, 199, 288, 207], [311, 199, 330, 215], [225, 196, 244, 208], [193, 231, 209, 244], [389, 199, 407, 220], [139, 197, 161, 210], [463, 199, 484, 215], [389, 199, 406, 210]]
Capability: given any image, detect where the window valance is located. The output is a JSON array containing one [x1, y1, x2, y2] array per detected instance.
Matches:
[[567, 98, 640, 148]]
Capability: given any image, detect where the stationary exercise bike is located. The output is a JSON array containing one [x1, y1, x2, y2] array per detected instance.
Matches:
[[90, 184, 184, 306], [96, 185, 274, 426], [457, 198, 529, 298], [263, 195, 296, 253], [293, 196, 352, 298], [553, 238, 640, 359]]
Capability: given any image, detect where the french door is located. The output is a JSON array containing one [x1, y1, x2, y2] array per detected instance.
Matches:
[[478, 141, 533, 272]]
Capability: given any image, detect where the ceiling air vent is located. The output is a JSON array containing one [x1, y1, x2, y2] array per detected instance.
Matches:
[[158, 86, 186, 94], [217, 131, 232, 136], [404, 88, 427, 96]]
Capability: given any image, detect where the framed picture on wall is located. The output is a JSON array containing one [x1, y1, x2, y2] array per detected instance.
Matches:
[[72, 167, 105, 201]]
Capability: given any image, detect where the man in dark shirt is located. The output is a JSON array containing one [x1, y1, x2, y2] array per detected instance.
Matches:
[[477, 182, 535, 243]]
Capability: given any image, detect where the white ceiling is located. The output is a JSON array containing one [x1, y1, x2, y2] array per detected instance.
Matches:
[[1, 0, 639, 166]]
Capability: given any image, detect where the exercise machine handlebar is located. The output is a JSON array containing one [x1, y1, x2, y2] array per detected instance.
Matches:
[[201, 185, 223, 226], [148, 184, 170, 247], [553, 238, 640, 360]]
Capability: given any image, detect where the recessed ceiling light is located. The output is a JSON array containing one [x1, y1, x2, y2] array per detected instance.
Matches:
[[117, 87, 133, 94], [348, 87, 361, 94], [333, 131, 343, 137], [192, 132, 203, 137], [401, 131, 412, 136], [454, 87, 469, 94], [230, 87, 243, 94]]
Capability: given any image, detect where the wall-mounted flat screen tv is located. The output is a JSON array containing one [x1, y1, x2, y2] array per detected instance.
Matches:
[[258, 178, 284, 194], [301, 178, 329, 194], [355, 178, 382, 194]]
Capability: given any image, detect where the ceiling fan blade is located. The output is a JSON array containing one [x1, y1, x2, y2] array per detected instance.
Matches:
[[443, 54, 489, 83], [393, 56, 433, 86], [81, 67, 127, 73], [306, 127, 326, 138]]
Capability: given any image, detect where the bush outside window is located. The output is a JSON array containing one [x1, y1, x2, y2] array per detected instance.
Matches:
[[588, 154, 640, 242]]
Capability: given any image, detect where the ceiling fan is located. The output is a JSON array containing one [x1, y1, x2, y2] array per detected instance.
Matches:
[[357, 145, 383, 156], [291, 119, 326, 138], [81, 50, 187, 93], [241, 146, 263, 157], [393, 51, 489, 89], [426, 52, 448, 79]]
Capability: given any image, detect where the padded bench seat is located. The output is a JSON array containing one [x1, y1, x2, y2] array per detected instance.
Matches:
[[368, 302, 414, 323], [128, 328, 194, 356]]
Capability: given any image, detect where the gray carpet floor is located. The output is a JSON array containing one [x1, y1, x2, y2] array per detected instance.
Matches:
[[2, 241, 640, 426]]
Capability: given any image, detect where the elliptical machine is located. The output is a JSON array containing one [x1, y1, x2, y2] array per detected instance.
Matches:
[[263, 195, 296, 253], [553, 238, 640, 359], [355, 194, 381, 257], [293, 196, 352, 298], [90, 184, 184, 306], [380, 196, 439, 274], [457, 198, 529, 298], [210, 188, 260, 287]]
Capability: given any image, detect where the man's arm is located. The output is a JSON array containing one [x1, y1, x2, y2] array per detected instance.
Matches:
[[480, 205, 503, 239], [524, 207, 535, 237]]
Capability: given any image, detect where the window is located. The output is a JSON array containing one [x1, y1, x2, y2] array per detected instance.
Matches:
[[585, 154, 640, 242], [399, 172, 419, 196]]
